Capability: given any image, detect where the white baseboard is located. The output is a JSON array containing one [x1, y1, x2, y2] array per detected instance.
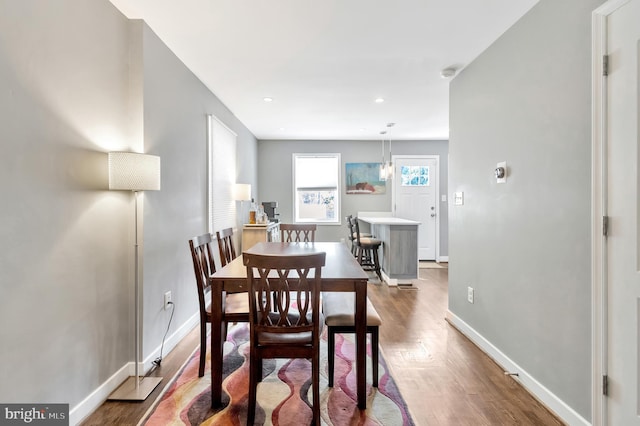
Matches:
[[437, 255, 449, 262], [381, 270, 397, 287], [445, 310, 590, 426], [69, 311, 200, 425], [144, 311, 200, 372]]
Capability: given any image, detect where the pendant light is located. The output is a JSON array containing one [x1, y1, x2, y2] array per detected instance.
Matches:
[[379, 130, 387, 181], [386, 123, 395, 180]]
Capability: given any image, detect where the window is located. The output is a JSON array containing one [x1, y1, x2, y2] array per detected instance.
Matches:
[[207, 114, 237, 233], [400, 165, 430, 186], [293, 154, 340, 224]]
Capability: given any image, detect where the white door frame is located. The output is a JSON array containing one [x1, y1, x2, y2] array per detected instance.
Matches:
[[391, 154, 440, 261], [591, 1, 630, 424]]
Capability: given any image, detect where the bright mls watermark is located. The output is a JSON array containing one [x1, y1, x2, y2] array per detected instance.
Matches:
[[0, 404, 68, 425]]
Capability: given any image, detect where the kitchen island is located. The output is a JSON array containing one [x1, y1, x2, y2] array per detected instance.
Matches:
[[358, 215, 420, 286]]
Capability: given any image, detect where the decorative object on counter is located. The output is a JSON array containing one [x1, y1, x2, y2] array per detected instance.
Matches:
[[261, 201, 279, 222], [256, 204, 267, 224], [249, 199, 257, 224], [345, 162, 386, 194]]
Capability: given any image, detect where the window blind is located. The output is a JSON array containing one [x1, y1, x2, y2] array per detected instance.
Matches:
[[207, 114, 237, 234]]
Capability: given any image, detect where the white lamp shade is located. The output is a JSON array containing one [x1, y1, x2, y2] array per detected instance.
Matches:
[[109, 152, 161, 191], [232, 183, 251, 201]]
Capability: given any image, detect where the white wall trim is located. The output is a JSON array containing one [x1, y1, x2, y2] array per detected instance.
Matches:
[[591, 1, 630, 425], [70, 311, 200, 425], [446, 310, 590, 426], [437, 255, 449, 263]]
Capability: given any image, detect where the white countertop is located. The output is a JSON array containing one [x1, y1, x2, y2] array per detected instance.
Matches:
[[358, 216, 421, 225]]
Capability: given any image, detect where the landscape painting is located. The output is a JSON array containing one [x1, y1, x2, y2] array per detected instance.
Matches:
[[345, 163, 386, 194]]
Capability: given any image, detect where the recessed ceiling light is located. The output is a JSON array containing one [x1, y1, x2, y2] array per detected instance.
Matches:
[[375, 98, 384, 103], [263, 97, 273, 102]]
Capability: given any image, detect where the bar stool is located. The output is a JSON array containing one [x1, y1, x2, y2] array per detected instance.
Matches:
[[322, 292, 382, 387], [346, 215, 371, 256], [353, 219, 383, 281]]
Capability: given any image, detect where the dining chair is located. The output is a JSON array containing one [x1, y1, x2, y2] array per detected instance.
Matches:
[[244, 251, 326, 425], [353, 219, 383, 281], [279, 223, 317, 243], [216, 227, 237, 267], [322, 292, 381, 387], [188, 233, 249, 377]]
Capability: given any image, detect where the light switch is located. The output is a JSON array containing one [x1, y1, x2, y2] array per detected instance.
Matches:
[[454, 192, 464, 205]]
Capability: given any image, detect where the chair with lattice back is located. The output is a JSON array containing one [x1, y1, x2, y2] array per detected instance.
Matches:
[[244, 251, 326, 425], [279, 223, 317, 243], [188, 233, 249, 377], [216, 227, 237, 266]]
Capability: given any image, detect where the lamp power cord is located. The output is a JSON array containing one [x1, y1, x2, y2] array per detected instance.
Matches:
[[147, 300, 175, 375]]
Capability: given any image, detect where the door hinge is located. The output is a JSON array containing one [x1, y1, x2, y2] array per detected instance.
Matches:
[[603, 374, 609, 396], [603, 216, 609, 237], [603, 54, 609, 77]]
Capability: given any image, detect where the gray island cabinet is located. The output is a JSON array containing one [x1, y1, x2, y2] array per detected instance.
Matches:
[[358, 215, 419, 286]]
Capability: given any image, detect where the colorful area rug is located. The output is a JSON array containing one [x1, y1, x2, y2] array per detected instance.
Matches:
[[143, 323, 414, 425]]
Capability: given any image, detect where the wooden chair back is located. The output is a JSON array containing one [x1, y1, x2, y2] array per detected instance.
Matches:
[[346, 215, 357, 254], [243, 251, 326, 424], [280, 223, 317, 243], [189, 233, 216, 311], [353, 217, 364, 245], [216, 227, 237, 266]]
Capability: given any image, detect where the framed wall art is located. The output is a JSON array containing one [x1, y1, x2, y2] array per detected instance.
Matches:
[[345, 162, 386, 194]]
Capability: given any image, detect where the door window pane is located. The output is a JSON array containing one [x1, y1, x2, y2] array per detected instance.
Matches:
[[400, 165, 430, 186]]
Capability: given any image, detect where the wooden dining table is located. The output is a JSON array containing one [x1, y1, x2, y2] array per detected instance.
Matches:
[[209, 241, 370, 410]]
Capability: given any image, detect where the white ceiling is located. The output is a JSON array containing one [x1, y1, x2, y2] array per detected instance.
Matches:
[[109, 0, 538, 141]]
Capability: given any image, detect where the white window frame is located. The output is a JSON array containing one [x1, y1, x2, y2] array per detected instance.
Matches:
[[292, 153, 341, 224]]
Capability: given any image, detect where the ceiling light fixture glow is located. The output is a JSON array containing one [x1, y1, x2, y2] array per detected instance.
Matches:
[[263, 97, 273, 102], [374, 98, 384, 103]]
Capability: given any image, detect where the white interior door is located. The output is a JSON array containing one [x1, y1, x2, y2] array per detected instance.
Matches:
[[392, 155, 438, 260], [606, 0, 640, 423]]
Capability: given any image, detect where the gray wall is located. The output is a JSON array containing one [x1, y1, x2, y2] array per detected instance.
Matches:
[[448, 0, 602, 420], [140, 22, 258, 361], [257, 139, 448, 256], [0, 0, 258, 419]]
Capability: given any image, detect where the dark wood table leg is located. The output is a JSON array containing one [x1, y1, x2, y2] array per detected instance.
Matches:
[[210, 284, 225, 408], [355, 280, 367, 409]]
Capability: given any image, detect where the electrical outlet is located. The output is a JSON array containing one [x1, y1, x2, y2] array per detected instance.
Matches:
[[164, 291, 172, 310], [467, 286, 474, 304]]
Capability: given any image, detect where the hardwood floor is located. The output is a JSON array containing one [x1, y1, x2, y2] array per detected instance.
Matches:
[[369, 267, 564, 425], [82, 266, 564, 425]]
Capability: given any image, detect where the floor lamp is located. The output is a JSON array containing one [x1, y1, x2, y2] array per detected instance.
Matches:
[[107, 152, 163, 401]]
